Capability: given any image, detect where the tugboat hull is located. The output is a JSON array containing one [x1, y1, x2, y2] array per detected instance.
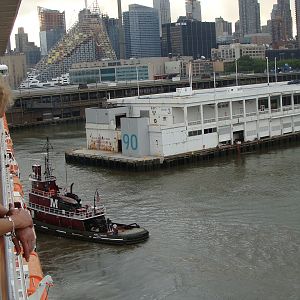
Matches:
[[33, 219, 149, 245]]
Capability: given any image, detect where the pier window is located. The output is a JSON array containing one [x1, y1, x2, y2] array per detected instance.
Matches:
[[282, 95, 291, 107], [270, 96, 280, 110], [294, 94, 300, 106], [187, 106, 201, 125], [217, 103, 229, 108], [188, 129, 202, 137], [204, 127, 217, 134], [173, 107, 184, 124], [258, 97, 268, 111]]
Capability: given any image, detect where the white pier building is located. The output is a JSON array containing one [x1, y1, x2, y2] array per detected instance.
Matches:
[[85, 82, 300, 158]]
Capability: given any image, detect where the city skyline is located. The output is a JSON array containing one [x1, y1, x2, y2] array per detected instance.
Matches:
[[11, 0, 297, 48]]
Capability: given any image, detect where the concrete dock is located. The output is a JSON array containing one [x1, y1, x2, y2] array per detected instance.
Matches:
[[65, 132, 300, 172]]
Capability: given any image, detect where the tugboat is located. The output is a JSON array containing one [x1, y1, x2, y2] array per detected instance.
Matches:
[[28, 138, 149, 245]]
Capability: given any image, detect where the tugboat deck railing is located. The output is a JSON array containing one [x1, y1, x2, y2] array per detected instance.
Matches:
[[31, 188, 52, 198], [29, 202, 106, 220]]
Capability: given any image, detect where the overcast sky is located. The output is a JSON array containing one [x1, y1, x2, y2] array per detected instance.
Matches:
[[11, 0, 296, 48]]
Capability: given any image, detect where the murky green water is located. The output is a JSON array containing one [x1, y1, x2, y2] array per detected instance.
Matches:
[[11, 122, 300, 300]]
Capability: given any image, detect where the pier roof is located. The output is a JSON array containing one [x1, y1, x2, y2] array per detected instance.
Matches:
[[110, 82, 300, 106]]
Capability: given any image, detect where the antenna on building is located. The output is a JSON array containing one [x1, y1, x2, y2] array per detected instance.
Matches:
[[213, 72, 216, 89], [85, 0, 88, 9], [266, 56, 270, 86], [235, 58, 238, 86], [275, 57, 277, 83], [136, 65, 140, 98], [189, 60, 193, 92]]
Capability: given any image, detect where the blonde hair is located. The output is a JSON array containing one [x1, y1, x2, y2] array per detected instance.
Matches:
[[0, 83, 14, 115]]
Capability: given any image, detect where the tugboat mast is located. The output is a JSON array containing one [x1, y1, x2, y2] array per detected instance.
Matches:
[[43, 137, 53, 180]]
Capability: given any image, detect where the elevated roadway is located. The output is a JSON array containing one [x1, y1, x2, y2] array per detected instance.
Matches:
[[0, 0, 22, 54], [7, 72, 300, 128]]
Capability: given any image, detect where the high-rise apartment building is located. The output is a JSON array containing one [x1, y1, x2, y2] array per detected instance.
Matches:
[[270, 0, 293, 48], [215, 17, 232, 38], [123, 4, 161, 58], [15, 27, 28, 53], [35, 8, 116, 81], [238, 0, 261, 37], [15, 27, 41, 67], [271, 0, 293, 43], [162, 18, 216, 59], [103, 16, 120, 59], [38, 7, 66, 56], [297, 0, 300, 47], [186, 0, 202, 21], [271, 4, 279, 19], [278, 0, 293, 39], [153, 0, 171, 36]]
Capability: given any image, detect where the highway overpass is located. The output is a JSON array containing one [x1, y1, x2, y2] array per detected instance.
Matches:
[[0, 0, 22, 54]]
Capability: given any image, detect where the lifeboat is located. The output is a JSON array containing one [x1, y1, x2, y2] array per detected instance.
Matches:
[[27, 252, 53, 299], [13, 175, 24, 198]]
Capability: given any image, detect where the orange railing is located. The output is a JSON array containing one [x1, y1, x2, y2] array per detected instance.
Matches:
[[0, 114, 53, 299]]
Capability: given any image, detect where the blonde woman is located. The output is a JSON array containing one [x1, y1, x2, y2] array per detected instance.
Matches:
[[0, 83, 36, 262]]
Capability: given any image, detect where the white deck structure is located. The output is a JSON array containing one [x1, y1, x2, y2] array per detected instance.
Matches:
[[85, 82, 300, 158]]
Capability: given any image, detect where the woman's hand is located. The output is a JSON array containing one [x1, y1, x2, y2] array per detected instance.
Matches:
[[12, 227, 36, 262], [8, 207, 33, 230]]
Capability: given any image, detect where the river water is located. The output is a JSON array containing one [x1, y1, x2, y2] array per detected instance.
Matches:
[[11, 122, 300, 300]]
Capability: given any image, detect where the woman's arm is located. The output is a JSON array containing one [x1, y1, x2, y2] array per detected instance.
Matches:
[[0, 217, 14, 235], [0, 208, 33, 236], [0, 204, 9, 218]]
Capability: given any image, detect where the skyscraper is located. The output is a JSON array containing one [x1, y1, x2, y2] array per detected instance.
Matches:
[[38, 7, 66, 56], [15, 27, 41, 67], [215, 17, 232, 38], [162, 18, 216, 59], [186, 0, 202, 21], [272, 0, 293, 39], [153, 0, 171, 36], [103, 16, 120, 59], [123, 4, 161, 58], [297, 0, 300, 47], [15, 27, 28, 53], [238, 0, 261, 37], [270, 0, 293, 48]]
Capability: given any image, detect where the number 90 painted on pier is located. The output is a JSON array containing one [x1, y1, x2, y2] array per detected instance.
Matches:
[[122, 134, 138, 150]]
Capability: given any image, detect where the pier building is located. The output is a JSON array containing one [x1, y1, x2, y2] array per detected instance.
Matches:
[[85, 82, 300, 158]]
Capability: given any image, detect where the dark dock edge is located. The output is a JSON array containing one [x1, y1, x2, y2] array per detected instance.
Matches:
[[65, 132, 300, 172]]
